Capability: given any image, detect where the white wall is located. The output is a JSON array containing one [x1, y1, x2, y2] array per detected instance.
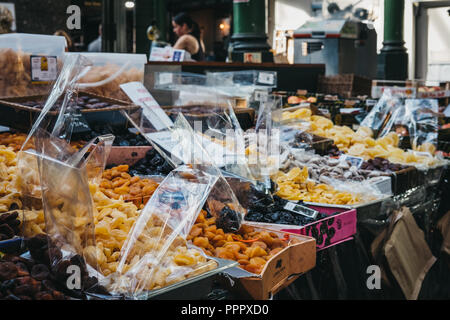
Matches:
[[274, 0, 313, 31]]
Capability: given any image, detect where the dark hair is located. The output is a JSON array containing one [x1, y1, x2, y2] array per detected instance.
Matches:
[[173, 12, 200, 40]]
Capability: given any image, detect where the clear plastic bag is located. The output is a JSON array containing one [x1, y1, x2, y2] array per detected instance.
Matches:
[[16, 53, 114, 295], [247, 94, 283, 186], [0, 33, 67, 97], [169, 114, 246, 232], [106, 165, 220, 298], [360, 88, 406, 139], [404, 99, 439, 154], [66, 52, 147, 102]]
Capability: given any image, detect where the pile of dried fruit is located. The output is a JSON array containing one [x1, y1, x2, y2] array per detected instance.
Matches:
[[188, 210, 296, 274]]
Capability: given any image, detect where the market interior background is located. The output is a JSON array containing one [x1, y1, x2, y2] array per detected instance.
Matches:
[[0, 0, 449, 301]]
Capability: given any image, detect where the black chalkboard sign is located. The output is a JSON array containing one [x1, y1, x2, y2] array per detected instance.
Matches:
[[64, 110, 92, 135]]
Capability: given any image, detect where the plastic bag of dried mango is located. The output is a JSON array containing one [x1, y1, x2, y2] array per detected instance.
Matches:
[[104, 165, 221, 298]]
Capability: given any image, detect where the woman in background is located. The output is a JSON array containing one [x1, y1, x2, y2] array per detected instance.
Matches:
[[172, 12, 205, 61]]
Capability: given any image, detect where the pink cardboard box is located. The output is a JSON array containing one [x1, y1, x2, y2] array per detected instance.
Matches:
[[280, 205, 357, 250], [245, 206, 357, 250]]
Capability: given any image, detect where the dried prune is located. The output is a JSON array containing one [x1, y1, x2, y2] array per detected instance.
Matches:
[[15, 262, 29, 277], [0, 279, 16, 293], [31, 264, 50, 281], [0, 262, 18, 281], [34, 291, 54, 300], [0, 211, 18, 224], [13, 284, 35, 296], [0, 224, 14, 239], [41, 279, 56, 292], [216, 206, 241, 233]]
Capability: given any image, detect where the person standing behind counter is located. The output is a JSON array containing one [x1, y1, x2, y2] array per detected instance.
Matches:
[[172, 12, 205, 61]]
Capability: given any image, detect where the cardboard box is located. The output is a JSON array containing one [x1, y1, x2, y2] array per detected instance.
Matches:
[[245, 206, 357, 251], [224, 225, 316, 300]]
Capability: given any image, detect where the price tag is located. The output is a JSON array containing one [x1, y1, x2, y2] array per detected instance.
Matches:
[[340, 108, 362, 114], [30, 55, 58, 83], [283, 201, 319, 219], [416, 90, 450, 99], [120, 82, 174, 131], [258, 72, 275, 86], [172, 49, 186, 62], [372, 177, 392, 195], [254, 90, 269, 102], [64, 111, 91, 134], [318, 108, 330, 116], [243, 52, 262, 63], [339, 154, 364, 169]]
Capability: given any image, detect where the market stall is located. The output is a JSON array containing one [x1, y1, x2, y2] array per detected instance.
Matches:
[[0, 35, 448, 300]]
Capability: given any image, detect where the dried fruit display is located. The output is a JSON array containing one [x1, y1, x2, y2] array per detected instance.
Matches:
[[0, 211, 21, 241], [188, 210, 297, 275], [105, 212, 218, 294], [272, 167, 365, 205], [281, 151, 390, 183], [0, 234, 108, 300], [99, 164, 159, 208], [86, 183, 141, 276], [128, 148, 173, 176], [0, 49, 61, 98], [280, 108, 441, 167], [0, 146, 22, 213]]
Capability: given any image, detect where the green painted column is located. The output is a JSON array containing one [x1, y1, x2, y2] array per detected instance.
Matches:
[[231, 0, 273, 62], [154, 0, 167, 42], [377, 0, 408, 80], [135, 0, 154, 55]]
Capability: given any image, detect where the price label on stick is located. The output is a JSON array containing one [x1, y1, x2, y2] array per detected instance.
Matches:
[[258, 72, 275, 86], [120, 82, 174, 131], [339, 154, 364, 169]]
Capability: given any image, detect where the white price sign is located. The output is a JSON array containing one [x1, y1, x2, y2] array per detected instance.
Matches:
[[258, 72, 275, 86], [339, 154, 364, 169], [120, 82, 174, 131]]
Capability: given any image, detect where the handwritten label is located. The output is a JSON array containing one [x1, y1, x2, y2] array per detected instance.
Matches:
[[64, 111, 91, 134], [30, 55, 58, 83], [120, 82, 173, 131]]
